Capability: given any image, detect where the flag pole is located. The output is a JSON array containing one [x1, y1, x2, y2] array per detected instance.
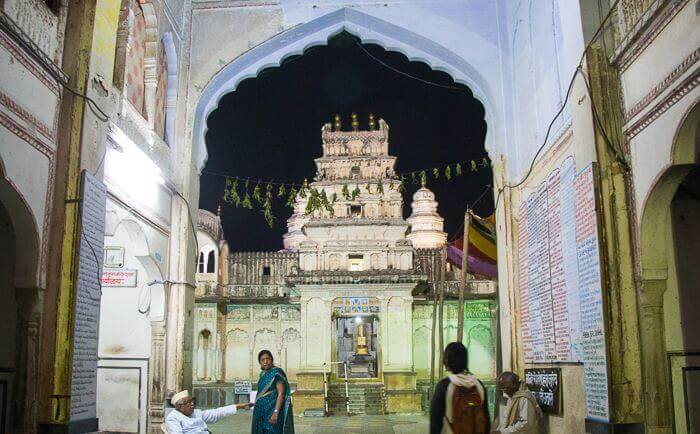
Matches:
[[457, 209, 471, 343], [437, 246, 446, 379], [429, 253, 438, 397]]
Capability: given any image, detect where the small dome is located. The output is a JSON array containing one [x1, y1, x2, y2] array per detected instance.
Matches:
[[407, 186, 446, 248], [412, 187, 435, 201]]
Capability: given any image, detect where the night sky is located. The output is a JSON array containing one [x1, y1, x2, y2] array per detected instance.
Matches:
[[200, 32, 492, 251]]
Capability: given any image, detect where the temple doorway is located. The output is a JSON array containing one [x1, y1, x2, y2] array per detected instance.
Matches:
[[335, 315, 379, 379]]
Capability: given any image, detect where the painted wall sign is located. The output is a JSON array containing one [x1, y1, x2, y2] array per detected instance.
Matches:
[[101, 269, 138, 287], [332, 297, 380, 314], [70, 171, 106, 430], [525, 368, 561, 415], [517, 158, 610, 421]]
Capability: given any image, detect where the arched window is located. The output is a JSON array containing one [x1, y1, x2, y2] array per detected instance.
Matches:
[[198, 252, 205, 273], [207, 250, 216, 273], [198, 329, 212, 380]]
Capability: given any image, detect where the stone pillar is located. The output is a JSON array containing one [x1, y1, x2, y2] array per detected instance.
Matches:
[[217, 303, 227, 382], [14, 288, 40, 433], [148, 320, 166, 433], [639, 273, 672, 434]]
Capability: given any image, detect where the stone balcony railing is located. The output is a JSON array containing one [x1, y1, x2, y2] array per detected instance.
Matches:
[[286, 269, 427, 285], [226, 284, 287, 299], [414, 279, 497, 299]]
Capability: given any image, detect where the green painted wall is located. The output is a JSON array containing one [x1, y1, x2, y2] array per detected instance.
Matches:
[[412, 300, 498, 381]]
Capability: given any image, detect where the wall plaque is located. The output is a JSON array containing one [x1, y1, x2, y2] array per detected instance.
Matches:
[[103, 246, 124, 268], [525, 368, 561, 415], [234, 381, 252, 394]]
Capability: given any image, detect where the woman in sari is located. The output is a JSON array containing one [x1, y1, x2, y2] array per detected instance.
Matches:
[[252, 350, 295, 433]]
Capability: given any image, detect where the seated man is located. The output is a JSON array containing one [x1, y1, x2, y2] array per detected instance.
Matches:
[[165, 390, 248, 434], [492, 372, 542, 434]]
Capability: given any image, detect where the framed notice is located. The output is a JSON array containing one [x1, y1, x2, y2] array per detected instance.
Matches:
[[525, 368, 561, 415], [103, 246, 124, 268]]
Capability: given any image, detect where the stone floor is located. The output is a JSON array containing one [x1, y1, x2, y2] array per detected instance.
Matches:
[[208, 412, 429, 433]]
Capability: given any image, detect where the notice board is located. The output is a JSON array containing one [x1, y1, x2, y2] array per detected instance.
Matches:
[[517, 157, 610, 421], [70, 171, 106, 430]]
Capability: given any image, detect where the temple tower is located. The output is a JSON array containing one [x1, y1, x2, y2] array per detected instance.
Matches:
[[283, 114, 413, 271], [406, 186, 447, 248]]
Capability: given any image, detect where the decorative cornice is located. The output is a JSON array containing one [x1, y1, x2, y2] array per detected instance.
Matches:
[[624, 47, 699, 122], [0, 91, 56, 142], [614, 0, 689, 72], [0, 12, 67, 87], [624, 68, 699, 140]]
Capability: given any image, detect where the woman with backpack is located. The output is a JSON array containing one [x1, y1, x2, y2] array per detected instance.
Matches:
[[430, 342, 491, 434]]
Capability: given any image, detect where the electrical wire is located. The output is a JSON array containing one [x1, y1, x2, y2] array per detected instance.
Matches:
[[446, 183, 492, 243], [493, 0, 622, 213], [354, 41, 466, 91]]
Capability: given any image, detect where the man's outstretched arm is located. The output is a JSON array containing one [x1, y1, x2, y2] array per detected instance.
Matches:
[[201, 403, 249, 423]]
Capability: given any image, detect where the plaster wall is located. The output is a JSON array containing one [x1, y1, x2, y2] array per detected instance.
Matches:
[[97, 196, 169, 433], [619, 1, 699, 221]]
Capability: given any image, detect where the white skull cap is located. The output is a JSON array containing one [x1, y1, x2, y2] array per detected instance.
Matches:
[[171, 390, 190, 406]]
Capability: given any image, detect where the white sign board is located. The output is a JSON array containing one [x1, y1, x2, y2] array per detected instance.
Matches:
[[234, 381, 252, 394], [70, 171, 106, 430], [517, 158, 610, 422], [101, 269, 138, 287]]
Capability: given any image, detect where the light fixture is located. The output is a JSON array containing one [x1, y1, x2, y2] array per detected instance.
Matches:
[[354, 316, 362, 324], [104, 125, 166, 205]]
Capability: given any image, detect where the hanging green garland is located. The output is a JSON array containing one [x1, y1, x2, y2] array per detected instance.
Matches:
[[213, 156, 491, 223]]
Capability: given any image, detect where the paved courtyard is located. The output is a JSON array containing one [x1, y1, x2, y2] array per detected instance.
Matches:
[[208, 412, 429, 433]]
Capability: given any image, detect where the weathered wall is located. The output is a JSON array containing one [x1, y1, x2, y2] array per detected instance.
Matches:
[[194, 303, 302, 383], [412, 300, 497, 381], [615, 1, 700, 432]]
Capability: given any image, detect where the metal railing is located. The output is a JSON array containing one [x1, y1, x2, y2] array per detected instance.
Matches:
[[322, 361, 350, 415]]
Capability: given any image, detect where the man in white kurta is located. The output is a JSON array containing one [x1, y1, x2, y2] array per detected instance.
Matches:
[[165, 390, 248, 434]]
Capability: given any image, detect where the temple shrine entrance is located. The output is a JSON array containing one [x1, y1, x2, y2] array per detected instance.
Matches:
[[334, 315, 379, 379]]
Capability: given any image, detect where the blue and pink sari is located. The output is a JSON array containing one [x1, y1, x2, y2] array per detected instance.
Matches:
[[252, 366, 294, 433]]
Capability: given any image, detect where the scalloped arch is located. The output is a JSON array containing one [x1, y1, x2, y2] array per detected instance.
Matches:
[[193, 7, 497, 171]]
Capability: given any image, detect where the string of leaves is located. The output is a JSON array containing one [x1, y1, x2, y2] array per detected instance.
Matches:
[[217, 157, 491, 227]]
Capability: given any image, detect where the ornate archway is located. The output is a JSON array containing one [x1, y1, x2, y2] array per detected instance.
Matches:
[[192, 7, 501, 172]]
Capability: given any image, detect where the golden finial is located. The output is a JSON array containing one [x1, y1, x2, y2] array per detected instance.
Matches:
[[217, 204, 222, 217], [334, 114, 342, 131], [369, 113, 376, 130], [351, 112, 359, 131]]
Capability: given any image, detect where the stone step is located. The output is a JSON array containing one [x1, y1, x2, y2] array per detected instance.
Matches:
[[326, 382, 385, 415]]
